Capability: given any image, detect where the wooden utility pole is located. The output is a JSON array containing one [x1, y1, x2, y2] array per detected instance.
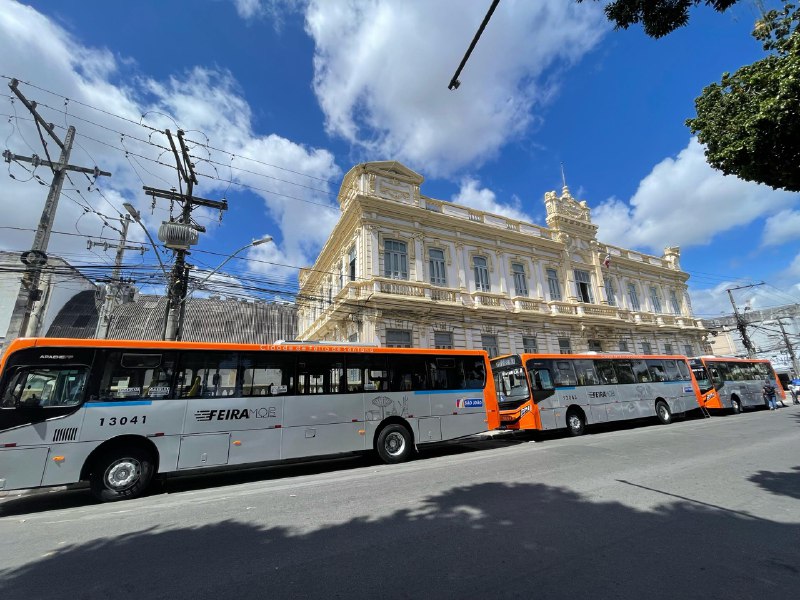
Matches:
[[1, 78, 110, 353], [88, 214, 146, 338]]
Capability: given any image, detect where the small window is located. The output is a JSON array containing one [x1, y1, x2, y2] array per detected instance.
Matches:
[[605, 278, 616, 306], [684, 344, 693, 356], [434, 331, 453, 349], [670, 290, 682, 314], [547, 269, 562, 301], [522, 336, 537, 353], [386, 329, 412, 348], [349, 246, 357, 281], [664, 343, 673, 355], [618, 340, 629, 352], [588, 340, 602, 352], [384, 240, 408, 280], [650, 286, 662, 313], [473, 257, 490, 292], [512, 263, 528, 297], [641, 341, 652, 355], [481, 335, 499, 358], [429, 248, 447, 286], [574, 269, 594, 303], [558, 337, 572, 355], [628, 283, 641, 311]]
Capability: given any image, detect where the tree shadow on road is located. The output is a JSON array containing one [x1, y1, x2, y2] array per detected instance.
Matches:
[[1, 479, 798, 600], [749, 466, 800, 501]]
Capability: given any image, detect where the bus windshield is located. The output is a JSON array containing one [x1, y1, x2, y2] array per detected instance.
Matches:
[[493, 366, 531, 403]]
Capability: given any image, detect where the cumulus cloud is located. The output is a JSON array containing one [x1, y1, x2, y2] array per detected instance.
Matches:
[[302, 0, 607, 176], [593, 138, 799, 253], [762, 210, 800, 247], [0, 0, 339, 293], [451, 179, 530, 222]]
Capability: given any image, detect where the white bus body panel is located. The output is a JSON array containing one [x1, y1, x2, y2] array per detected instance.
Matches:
[[0, 448, 48, 490]]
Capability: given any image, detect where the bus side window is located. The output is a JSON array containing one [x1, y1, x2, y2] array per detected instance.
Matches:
[[241, 352, 294, 397], [98, 352, 175, 401], [390, 356, 428, 392], [176, 351, 239, 398], [297, 354, 345, 395], [662, 360, 681, 382], [614, 361, 636, 385], [593, 361, 618, 385], [646, 360, 667, 382], [573, 360, 598, 386], [533, 368, 554, 390], [553, 360, 578, 387], [676, 360, 691, 381], [632, 360, 651, 383]]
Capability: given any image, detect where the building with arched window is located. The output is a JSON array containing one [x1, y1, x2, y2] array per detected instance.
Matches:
[[298, 162, 710, 357]]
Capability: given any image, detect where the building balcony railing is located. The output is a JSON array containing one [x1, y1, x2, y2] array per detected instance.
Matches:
[[312, 279, 704, 331]]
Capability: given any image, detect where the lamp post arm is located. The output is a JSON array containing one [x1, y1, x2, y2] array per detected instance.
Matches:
[[182, 243, 251, 304]]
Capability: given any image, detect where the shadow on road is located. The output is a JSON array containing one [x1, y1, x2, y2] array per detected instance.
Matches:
[[1, 479, 798, 600], [749, 466, 800, 501]]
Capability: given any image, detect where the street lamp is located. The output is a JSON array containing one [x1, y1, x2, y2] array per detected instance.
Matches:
[[122, 202, 169, 279], [181, 236, 273, 303]]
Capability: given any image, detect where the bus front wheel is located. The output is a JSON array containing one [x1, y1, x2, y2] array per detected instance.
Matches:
[[655, 400, 672, 425], [731, 397, 742, 414], [90, 446, 154, 502], [376, 423, 413, 464], [566, 409, 585, 436]]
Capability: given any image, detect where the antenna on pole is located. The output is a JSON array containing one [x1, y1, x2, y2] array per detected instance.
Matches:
[[560, 162, 567, 189]]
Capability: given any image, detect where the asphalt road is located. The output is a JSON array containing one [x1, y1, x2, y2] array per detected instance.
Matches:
[[1, 406, 799, 600]]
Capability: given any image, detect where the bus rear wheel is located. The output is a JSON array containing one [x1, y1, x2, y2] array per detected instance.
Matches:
[[731, 398, 742, 414], [376, 423, 413, 464], [90, 447, 154, 502], [655, 400, 672, 425], [566, 410, 585, 436]]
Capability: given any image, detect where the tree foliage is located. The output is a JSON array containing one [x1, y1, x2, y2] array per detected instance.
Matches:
[[686, 2, 800, 192], [578, 0, 739, 38]]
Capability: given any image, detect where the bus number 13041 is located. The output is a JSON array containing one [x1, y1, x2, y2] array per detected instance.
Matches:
[[99, 416, 147, 427]]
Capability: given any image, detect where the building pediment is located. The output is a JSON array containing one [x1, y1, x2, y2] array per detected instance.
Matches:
[[338, 161, 424, 209]]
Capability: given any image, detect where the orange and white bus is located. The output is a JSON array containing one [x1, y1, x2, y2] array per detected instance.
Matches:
[[689, 356, 785, 413], [491, 353, 700, 435], [0, 338, 499, 501]]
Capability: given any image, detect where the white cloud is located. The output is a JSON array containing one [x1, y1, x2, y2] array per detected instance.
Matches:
[[303, 0, 607, 176], [451, 179, 530, 222], [593, 138, 800, 253], [0, 0, 340, 294], [762, 210, 800, 247]]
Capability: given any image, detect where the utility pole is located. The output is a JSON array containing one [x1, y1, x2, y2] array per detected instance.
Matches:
[[726, 283, 763, 358], [148, 129, 227, 341], [88, 214, 146, 339], [776, 317, 799, 377], [1, 78, 110, 353]]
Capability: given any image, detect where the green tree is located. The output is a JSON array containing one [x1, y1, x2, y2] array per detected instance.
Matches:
[[686, 2, 800, 192], [578, 0, 739, 38]]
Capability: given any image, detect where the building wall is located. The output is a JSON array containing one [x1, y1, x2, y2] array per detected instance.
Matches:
[[1, 251, 97, 343], [298, 162, 710, 356]]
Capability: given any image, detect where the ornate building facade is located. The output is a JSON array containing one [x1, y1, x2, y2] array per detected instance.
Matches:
[[298, 162, 710, 356]]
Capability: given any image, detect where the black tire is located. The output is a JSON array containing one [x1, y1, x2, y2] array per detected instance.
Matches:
[[655, 400, 672, 425], [731, 397, 742, 414], [90, 446, 154, 502], [566, 409, 585, 436], [376, 423, 413, 464]]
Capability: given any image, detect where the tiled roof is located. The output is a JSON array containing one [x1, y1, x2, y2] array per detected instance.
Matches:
[[45, 290, 99, 338], [106, 295, 297, 343]]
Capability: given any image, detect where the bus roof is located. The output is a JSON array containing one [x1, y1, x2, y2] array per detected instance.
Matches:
[[1, 337, 488, 359], [492, 352, 691, 362]]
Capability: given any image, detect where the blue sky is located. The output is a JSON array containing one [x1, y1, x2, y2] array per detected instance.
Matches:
[[0, 0, 798, 318]]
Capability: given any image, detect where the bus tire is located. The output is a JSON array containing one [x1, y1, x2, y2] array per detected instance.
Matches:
[[90, 446, 154, 502], [376, 423, 413, 464], [731, 397, 742, 414], [566, 409, 585, 436], [655, 400, 672, 425]]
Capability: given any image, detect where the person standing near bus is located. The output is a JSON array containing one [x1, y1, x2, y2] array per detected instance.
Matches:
[[763, 379, 779, 410]]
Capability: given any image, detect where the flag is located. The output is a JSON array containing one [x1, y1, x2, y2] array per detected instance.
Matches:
[[603, 253, 611, 269]]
